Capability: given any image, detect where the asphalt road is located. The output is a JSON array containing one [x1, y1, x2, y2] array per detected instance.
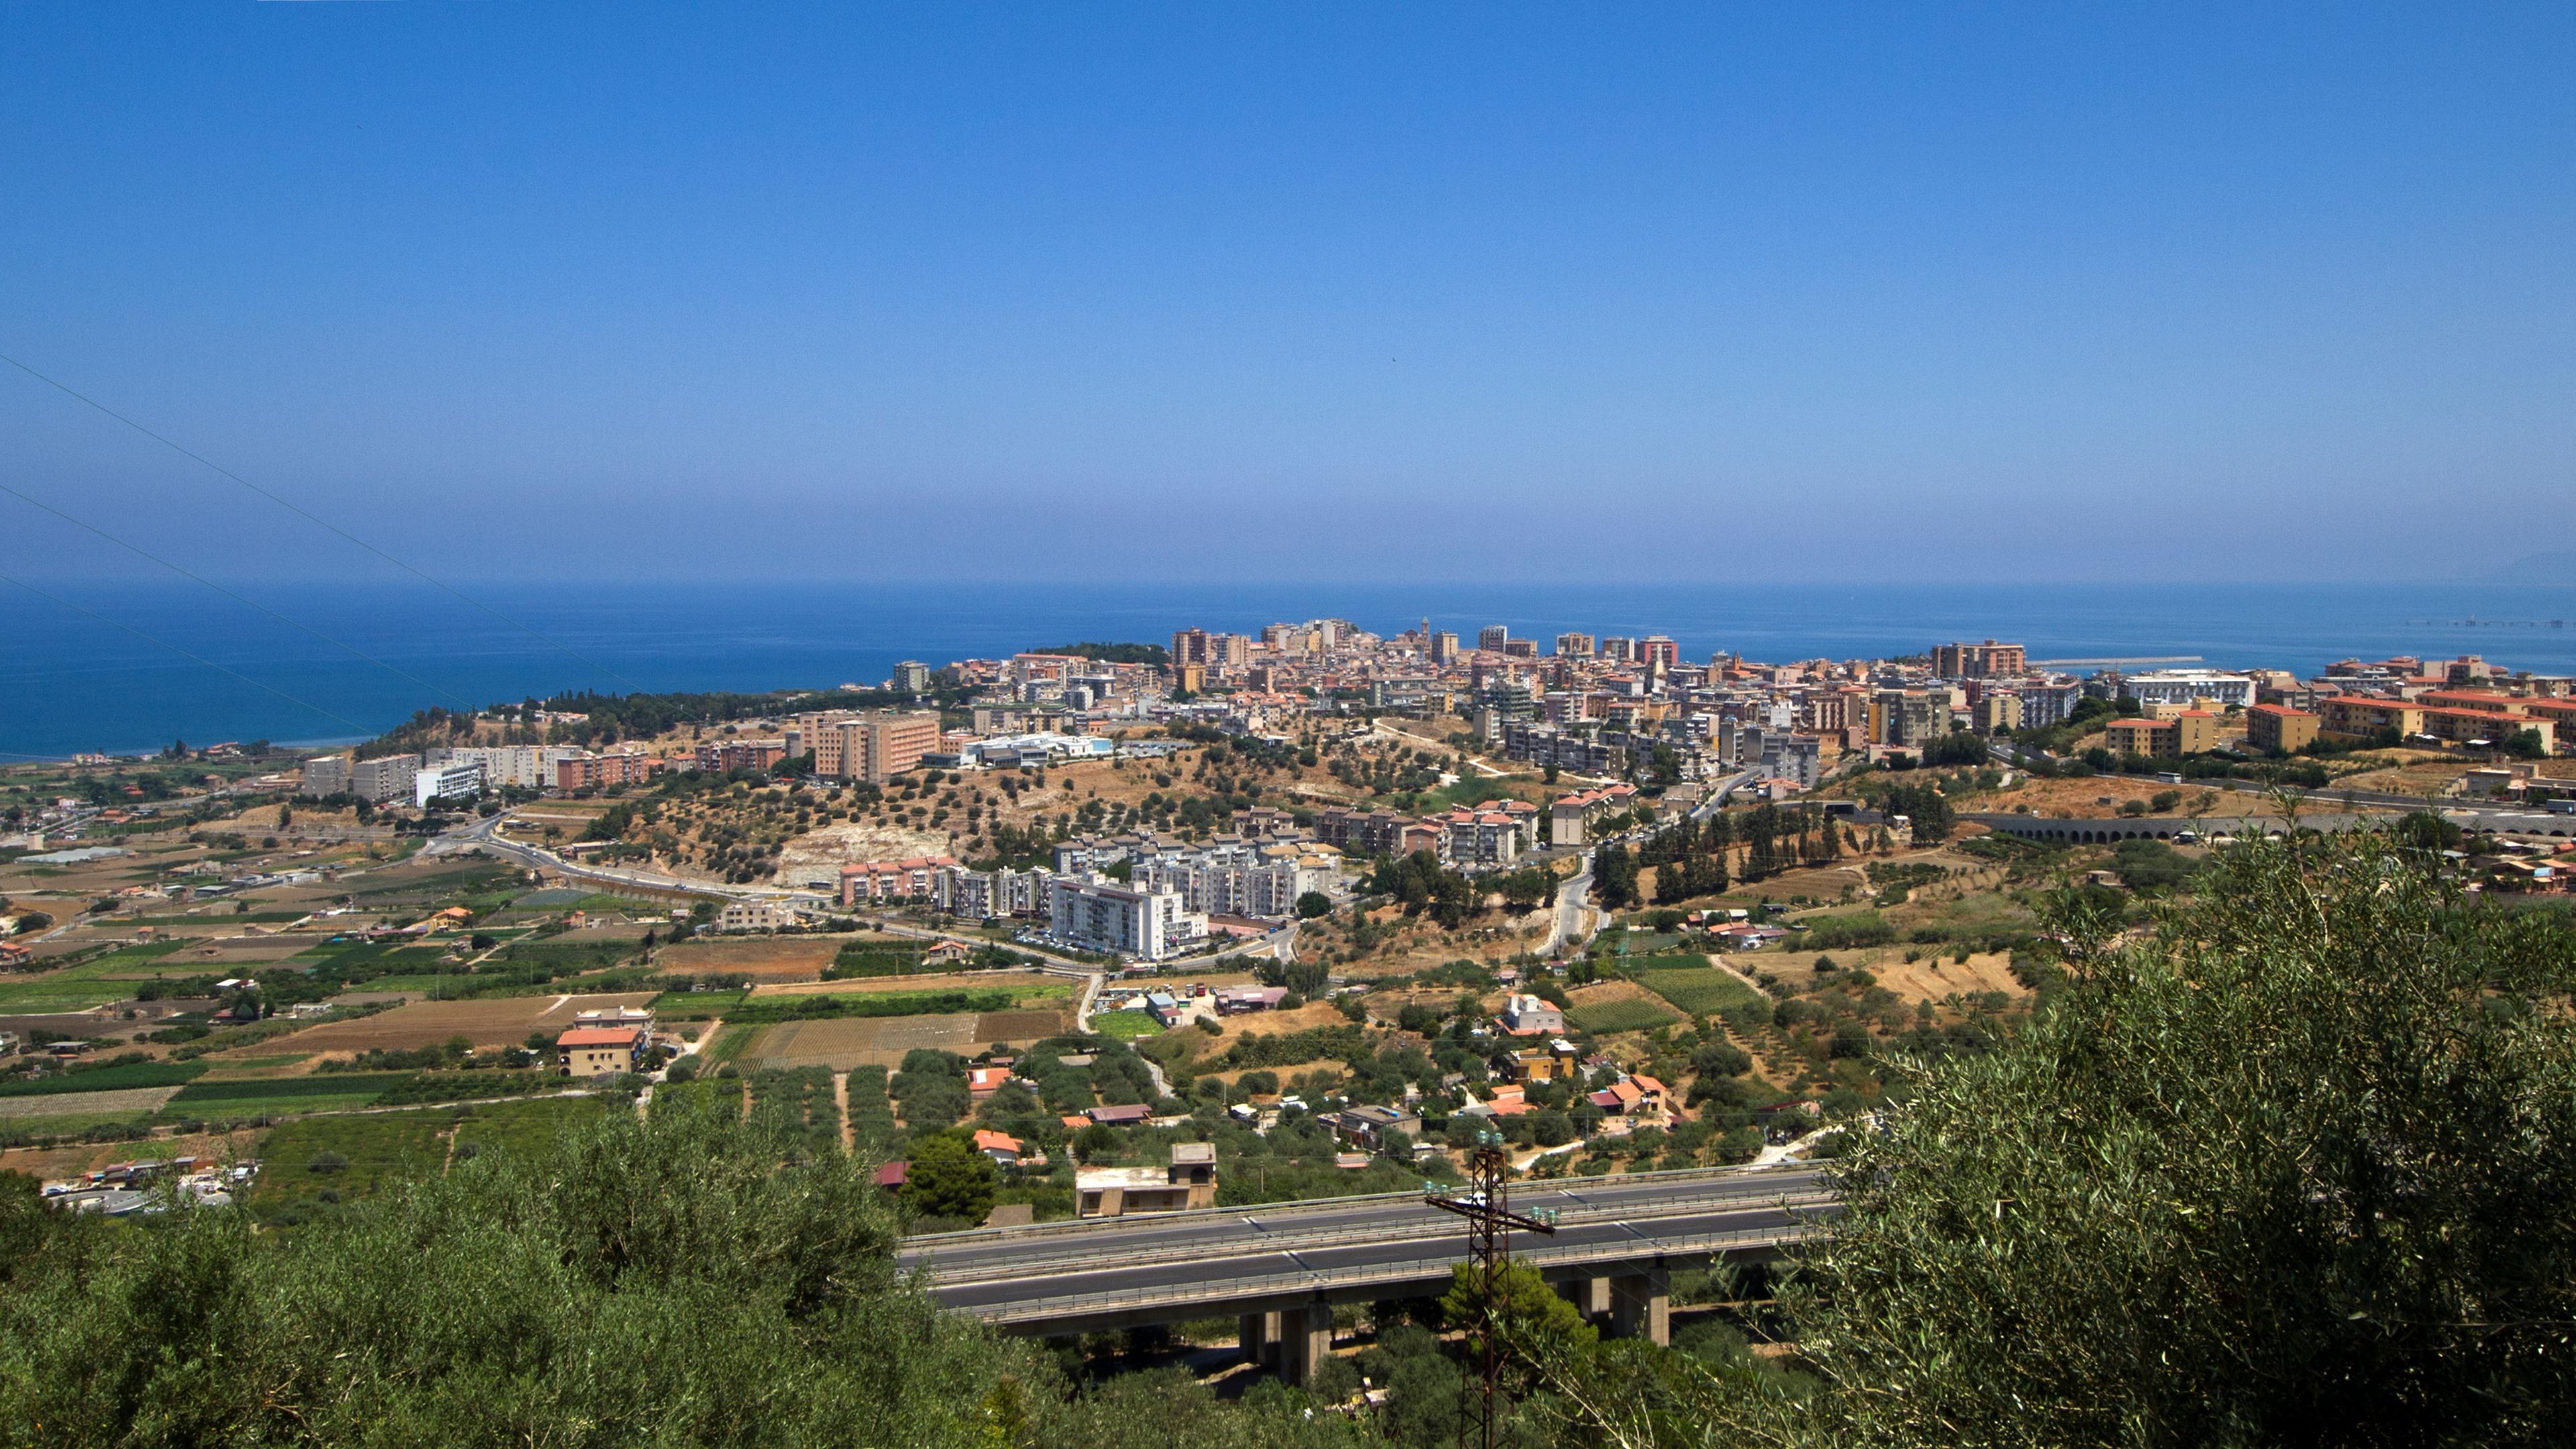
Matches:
[[1543, 853, 1594, 956], [903, 1167, 1831, 1319]]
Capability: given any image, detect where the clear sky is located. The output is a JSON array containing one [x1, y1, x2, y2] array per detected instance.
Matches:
[[3, 4, 2569, 584]]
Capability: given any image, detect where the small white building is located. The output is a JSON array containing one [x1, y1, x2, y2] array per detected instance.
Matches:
[[716, 898, 798, 932]]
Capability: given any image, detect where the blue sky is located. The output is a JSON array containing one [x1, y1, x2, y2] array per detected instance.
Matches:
[[3, 4, 2569, 584]]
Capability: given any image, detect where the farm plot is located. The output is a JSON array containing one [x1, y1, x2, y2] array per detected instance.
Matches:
[[739, 1015, 982, 1071], [1564, 981, 1682, 1036], [0, 1086, 183, 1120], [845, 1065, 897, 1152], [0, 941, 189, 1012], [747, 1067, 841, 1150], [260, 992, 661, 1055], [243, 1110, 451, 1226], [653, 936, 838, 981], [1630, 959, 1766, 1018], [450, 1095, 608, 1163], [973, 1009, 1067, 1042]]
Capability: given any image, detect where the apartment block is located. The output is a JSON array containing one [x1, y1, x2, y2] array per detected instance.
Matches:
[[299, 754, 353, 799], [2103, 711, 2220, 759], [1049, 875, 1204, 960], [553, 751, 663, 790], [1972, 692, 2024, 735], [1931, 640, 2027, 678], [350, 754, 419, 804], [1477, 625, 1511, 653], [2102, 670, 2257, 710], [694, 739, 787, 774], [2245, 703, 2320, 754], [837, 855, 960, 905], [796, 710, 943, 784], [413, 758, 484, 806], [2316, 697, 2425, 741], [1554, 633, 1596, 657], [426, 745, 583, 790]]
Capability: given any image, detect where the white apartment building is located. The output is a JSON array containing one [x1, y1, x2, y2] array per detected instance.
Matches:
[[1131, 848, 1332, 921], [413, 758, 486, 806], [2100, 670, 2256, 710], [1049, 875, 1205, 960], [427, 745, 585, 790]]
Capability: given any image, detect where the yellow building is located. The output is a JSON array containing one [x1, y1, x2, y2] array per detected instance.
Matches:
[[2103, 710, 2219, 760]]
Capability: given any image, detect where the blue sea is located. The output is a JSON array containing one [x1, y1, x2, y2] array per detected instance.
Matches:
[[5, 580, 2575, 761]]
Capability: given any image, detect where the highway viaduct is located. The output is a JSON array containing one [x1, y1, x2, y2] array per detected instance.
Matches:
[[898, 1165, 1835, 1383]]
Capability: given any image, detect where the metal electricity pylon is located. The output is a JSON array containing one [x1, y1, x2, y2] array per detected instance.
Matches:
[[1425, 1132, 1558, 1449]]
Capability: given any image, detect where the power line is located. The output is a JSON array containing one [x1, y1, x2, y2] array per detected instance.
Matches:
[[0, 349, 645, 693], [0, 572, 373, 736], [0, 480, 480, 714]]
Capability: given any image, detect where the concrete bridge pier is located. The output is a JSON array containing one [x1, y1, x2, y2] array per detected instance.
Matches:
[[1238, 1311, 1278, 1368], [1275, 1304, 1335, 1385], [1607, 1270, 1670, 1347], [1557, 1275, 1611, 1323]]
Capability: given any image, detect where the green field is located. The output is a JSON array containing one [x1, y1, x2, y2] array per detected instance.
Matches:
[[747, 1066, 841, 1150], [243, 1110, 453, 1225], [0, 1059, 206, 1097], [1631, 963, 1766, 1017], [702, 1023, 759, 1065], [0, 941, 189, 1012], [845, 1065, 896, 1151], [1089, 1010, 1165, 1040], [716, 983, 1064, 1026], [651, 1077, 746, 1121], [449, 1095, 608, 1163], [1567, 997, 1684, 1035]]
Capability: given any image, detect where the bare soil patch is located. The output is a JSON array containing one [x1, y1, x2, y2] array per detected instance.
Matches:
[[1864, 950, 2029, 1001], [655, 937, 837, 980], [973, 1009, 1067, 1041], [773, 821, 955, 887], [741, 1015, 982, 1070], [259, 991, 662, 1055]]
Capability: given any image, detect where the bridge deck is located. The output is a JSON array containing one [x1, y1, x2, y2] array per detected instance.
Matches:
[[901, 1165, 1834, 1334]]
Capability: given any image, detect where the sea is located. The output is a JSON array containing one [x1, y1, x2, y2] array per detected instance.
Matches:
[[5, 580, 2574, 761]]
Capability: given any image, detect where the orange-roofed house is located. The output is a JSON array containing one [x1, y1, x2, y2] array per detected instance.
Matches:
[[967, 1066, 1014, 1100], [973, 1130, 1024, 1167], [556, 1025, 644, 1078]]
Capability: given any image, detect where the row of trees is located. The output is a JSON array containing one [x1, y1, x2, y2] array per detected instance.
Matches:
[[1595, 802, 1851, 909]]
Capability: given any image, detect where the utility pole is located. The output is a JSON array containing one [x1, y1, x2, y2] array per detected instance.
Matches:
[[1426, 1131, 1558, 1449]]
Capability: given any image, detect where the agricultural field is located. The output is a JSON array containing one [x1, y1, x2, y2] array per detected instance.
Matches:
[[1089, 1010, 1164, 1040], [1564, 981, 1682, 1036], [737, 1014, 985, 1071], [0, 941, 192, 1012], [844, 1065, 896, 1151], [651, 934, 837, 980], [1629, 960, 1766, 1018], [651, 1077, 747, 1121], [747, 1067, 841, 1150], [241, 1109, 453, 1225], [974, 1009, 1068, 1040], [449, 1094, 608, 1162], [0, 1086, 184, 1120], [252, 991, 661, 1056]]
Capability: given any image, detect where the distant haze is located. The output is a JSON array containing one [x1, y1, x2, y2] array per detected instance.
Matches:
[[2, 5, 2571, 584]]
